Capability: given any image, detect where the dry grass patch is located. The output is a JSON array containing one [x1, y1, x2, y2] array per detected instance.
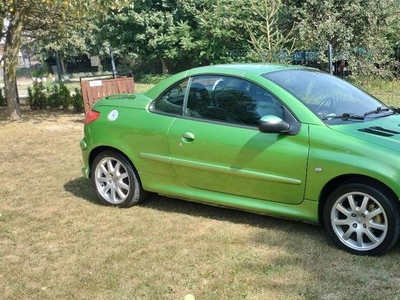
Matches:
[[360, 79, 400, 106], [1, 106, 400, 300]]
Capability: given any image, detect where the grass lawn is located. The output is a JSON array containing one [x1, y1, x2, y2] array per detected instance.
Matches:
[[2, 103, 400, 300], [356, 79, 400, 106]]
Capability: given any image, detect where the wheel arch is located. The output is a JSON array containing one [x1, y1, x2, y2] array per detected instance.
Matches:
[[318, 174, 400, 224], [88, 146, 136, 178]]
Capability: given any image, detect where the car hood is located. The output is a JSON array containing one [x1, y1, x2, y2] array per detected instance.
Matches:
[[330, 114, 400, 152]]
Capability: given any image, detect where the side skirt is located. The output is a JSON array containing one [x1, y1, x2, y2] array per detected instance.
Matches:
[[140, 172, 319, 224]]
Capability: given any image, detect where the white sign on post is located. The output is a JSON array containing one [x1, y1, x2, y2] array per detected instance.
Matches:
[[89, 80, 103, 87]]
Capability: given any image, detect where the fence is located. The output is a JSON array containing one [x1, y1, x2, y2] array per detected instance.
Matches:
[[80, 74, 135, 113]]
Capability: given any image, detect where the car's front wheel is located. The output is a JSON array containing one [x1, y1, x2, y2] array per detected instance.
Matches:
[[91, 151, 146, 208], [323, 183, 400, 255]]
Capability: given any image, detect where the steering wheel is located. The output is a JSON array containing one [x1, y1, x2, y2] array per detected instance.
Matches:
[[316, 97, 336, 115], [212, 79, 226, 91]]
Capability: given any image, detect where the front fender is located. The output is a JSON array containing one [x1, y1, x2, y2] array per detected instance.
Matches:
[[305, 125, 400, 201]]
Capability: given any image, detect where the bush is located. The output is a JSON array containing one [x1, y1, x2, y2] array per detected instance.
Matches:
[[59, 84, 72, 109], [72, 88, 84, 113], [31, 65, 50, 79], [27, 82, 47, 109], [27, 83, 76, 110], [0, 88, 6, 106], [47, 84, 61, 109], [47, 84, 72, 109]]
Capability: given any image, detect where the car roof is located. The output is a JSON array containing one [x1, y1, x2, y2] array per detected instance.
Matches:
[[187, 63, 311, 76], [144, 63, 314, 100]]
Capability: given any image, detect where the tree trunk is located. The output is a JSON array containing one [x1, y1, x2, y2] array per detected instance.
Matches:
[[3, 59, 20, 120], [3, 9, 26, 121], [60, 51, 67, 76], [160, 57, 169, 74]]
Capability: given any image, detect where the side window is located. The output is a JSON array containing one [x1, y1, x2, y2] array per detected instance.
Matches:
[[185, 78, 212, 118], [246, 82, 284, 121], [186, 76, 283, 126], [152, 79, 188, 115]]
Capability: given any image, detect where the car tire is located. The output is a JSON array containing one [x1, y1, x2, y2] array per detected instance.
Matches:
[[323, 183, 400, 255], [91, 151, 146, 208]]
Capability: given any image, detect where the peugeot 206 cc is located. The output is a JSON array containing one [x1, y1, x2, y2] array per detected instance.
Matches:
[[80, 64, 400, 255]]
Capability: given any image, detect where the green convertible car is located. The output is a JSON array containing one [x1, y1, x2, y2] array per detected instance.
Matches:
[[80, 63, 400, 255]]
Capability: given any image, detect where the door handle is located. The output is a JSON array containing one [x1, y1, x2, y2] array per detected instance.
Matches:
[[181, 131, 195, 142]]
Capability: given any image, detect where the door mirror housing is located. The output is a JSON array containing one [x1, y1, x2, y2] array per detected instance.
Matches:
[[258, 115, 299, 135]]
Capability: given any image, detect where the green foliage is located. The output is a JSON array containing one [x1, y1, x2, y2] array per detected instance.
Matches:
[[9, 0, 400, 88], [72, 88, 84, 113], [27, 83, 77, 111], [96, 0, 400, 78], [47, 84, 60, 108], [0, 88, 6, 106], [2, 0, 131, 120], [27, 83, 48, 110], [47, 84, 71, 109], [246, 0, 296, 63], [99, 1, 196, 73], [20, 0, 132, 60], [283, 0, 400, 77], [138, 74, 170, 84], [31, 66, 50, 79], [99, 0, 256, 71], [188, 0, 253, 64]]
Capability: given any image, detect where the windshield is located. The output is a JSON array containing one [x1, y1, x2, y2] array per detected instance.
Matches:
[[263, 69, 393, 124]]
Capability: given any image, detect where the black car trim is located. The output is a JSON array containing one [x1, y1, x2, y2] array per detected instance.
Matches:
[[358, 126, 400, 137]]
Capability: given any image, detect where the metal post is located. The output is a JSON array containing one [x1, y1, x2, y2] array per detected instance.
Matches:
[[110, 47, 117, 78], [328, 44, 333, 75]]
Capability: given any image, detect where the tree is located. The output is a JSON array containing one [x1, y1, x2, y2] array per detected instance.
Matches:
[[21, 8, 98, 76], [188, 0, 253, 65], [283, 0, 400, 76], [245, 0, 296, 63], [1, 0, 129, 121], [99, 0, 198, 74], [99, 0, 257, 72], [1, 1, 26, 121]]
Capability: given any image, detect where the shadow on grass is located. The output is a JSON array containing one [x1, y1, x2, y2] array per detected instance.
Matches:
[[145, 194, 324, 247], [63, 176, 99, 206], [63, 176, 400, 258], [64, 174, 400, 297], [64, 175, 320, 237]]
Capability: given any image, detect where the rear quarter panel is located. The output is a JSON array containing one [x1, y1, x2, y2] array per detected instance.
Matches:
[[83, 99, 177, 179]]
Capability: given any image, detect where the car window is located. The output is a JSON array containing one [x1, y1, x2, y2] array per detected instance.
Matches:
[[185, 75, 284, 126], [152, 79, 188, 115], [263, 70, 388, 122]]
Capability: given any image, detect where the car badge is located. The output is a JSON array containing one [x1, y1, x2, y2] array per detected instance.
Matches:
[[108, 110, 119, 121]]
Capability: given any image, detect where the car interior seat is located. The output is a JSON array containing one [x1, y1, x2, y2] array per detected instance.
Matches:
[[187, 82, 210, 117]]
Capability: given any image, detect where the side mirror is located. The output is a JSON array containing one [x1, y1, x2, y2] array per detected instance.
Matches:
[[258, 115, 291, 134]]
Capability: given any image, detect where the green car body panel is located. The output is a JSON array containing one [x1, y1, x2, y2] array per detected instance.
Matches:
[[80, 64, 400, 227]]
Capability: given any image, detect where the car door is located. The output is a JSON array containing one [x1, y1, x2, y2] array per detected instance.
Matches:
[[167, 76, 309, 205]]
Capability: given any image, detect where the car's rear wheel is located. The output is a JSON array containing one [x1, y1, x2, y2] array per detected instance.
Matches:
[[91, 151, 146, 208], [323, 183, 400, 255]]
